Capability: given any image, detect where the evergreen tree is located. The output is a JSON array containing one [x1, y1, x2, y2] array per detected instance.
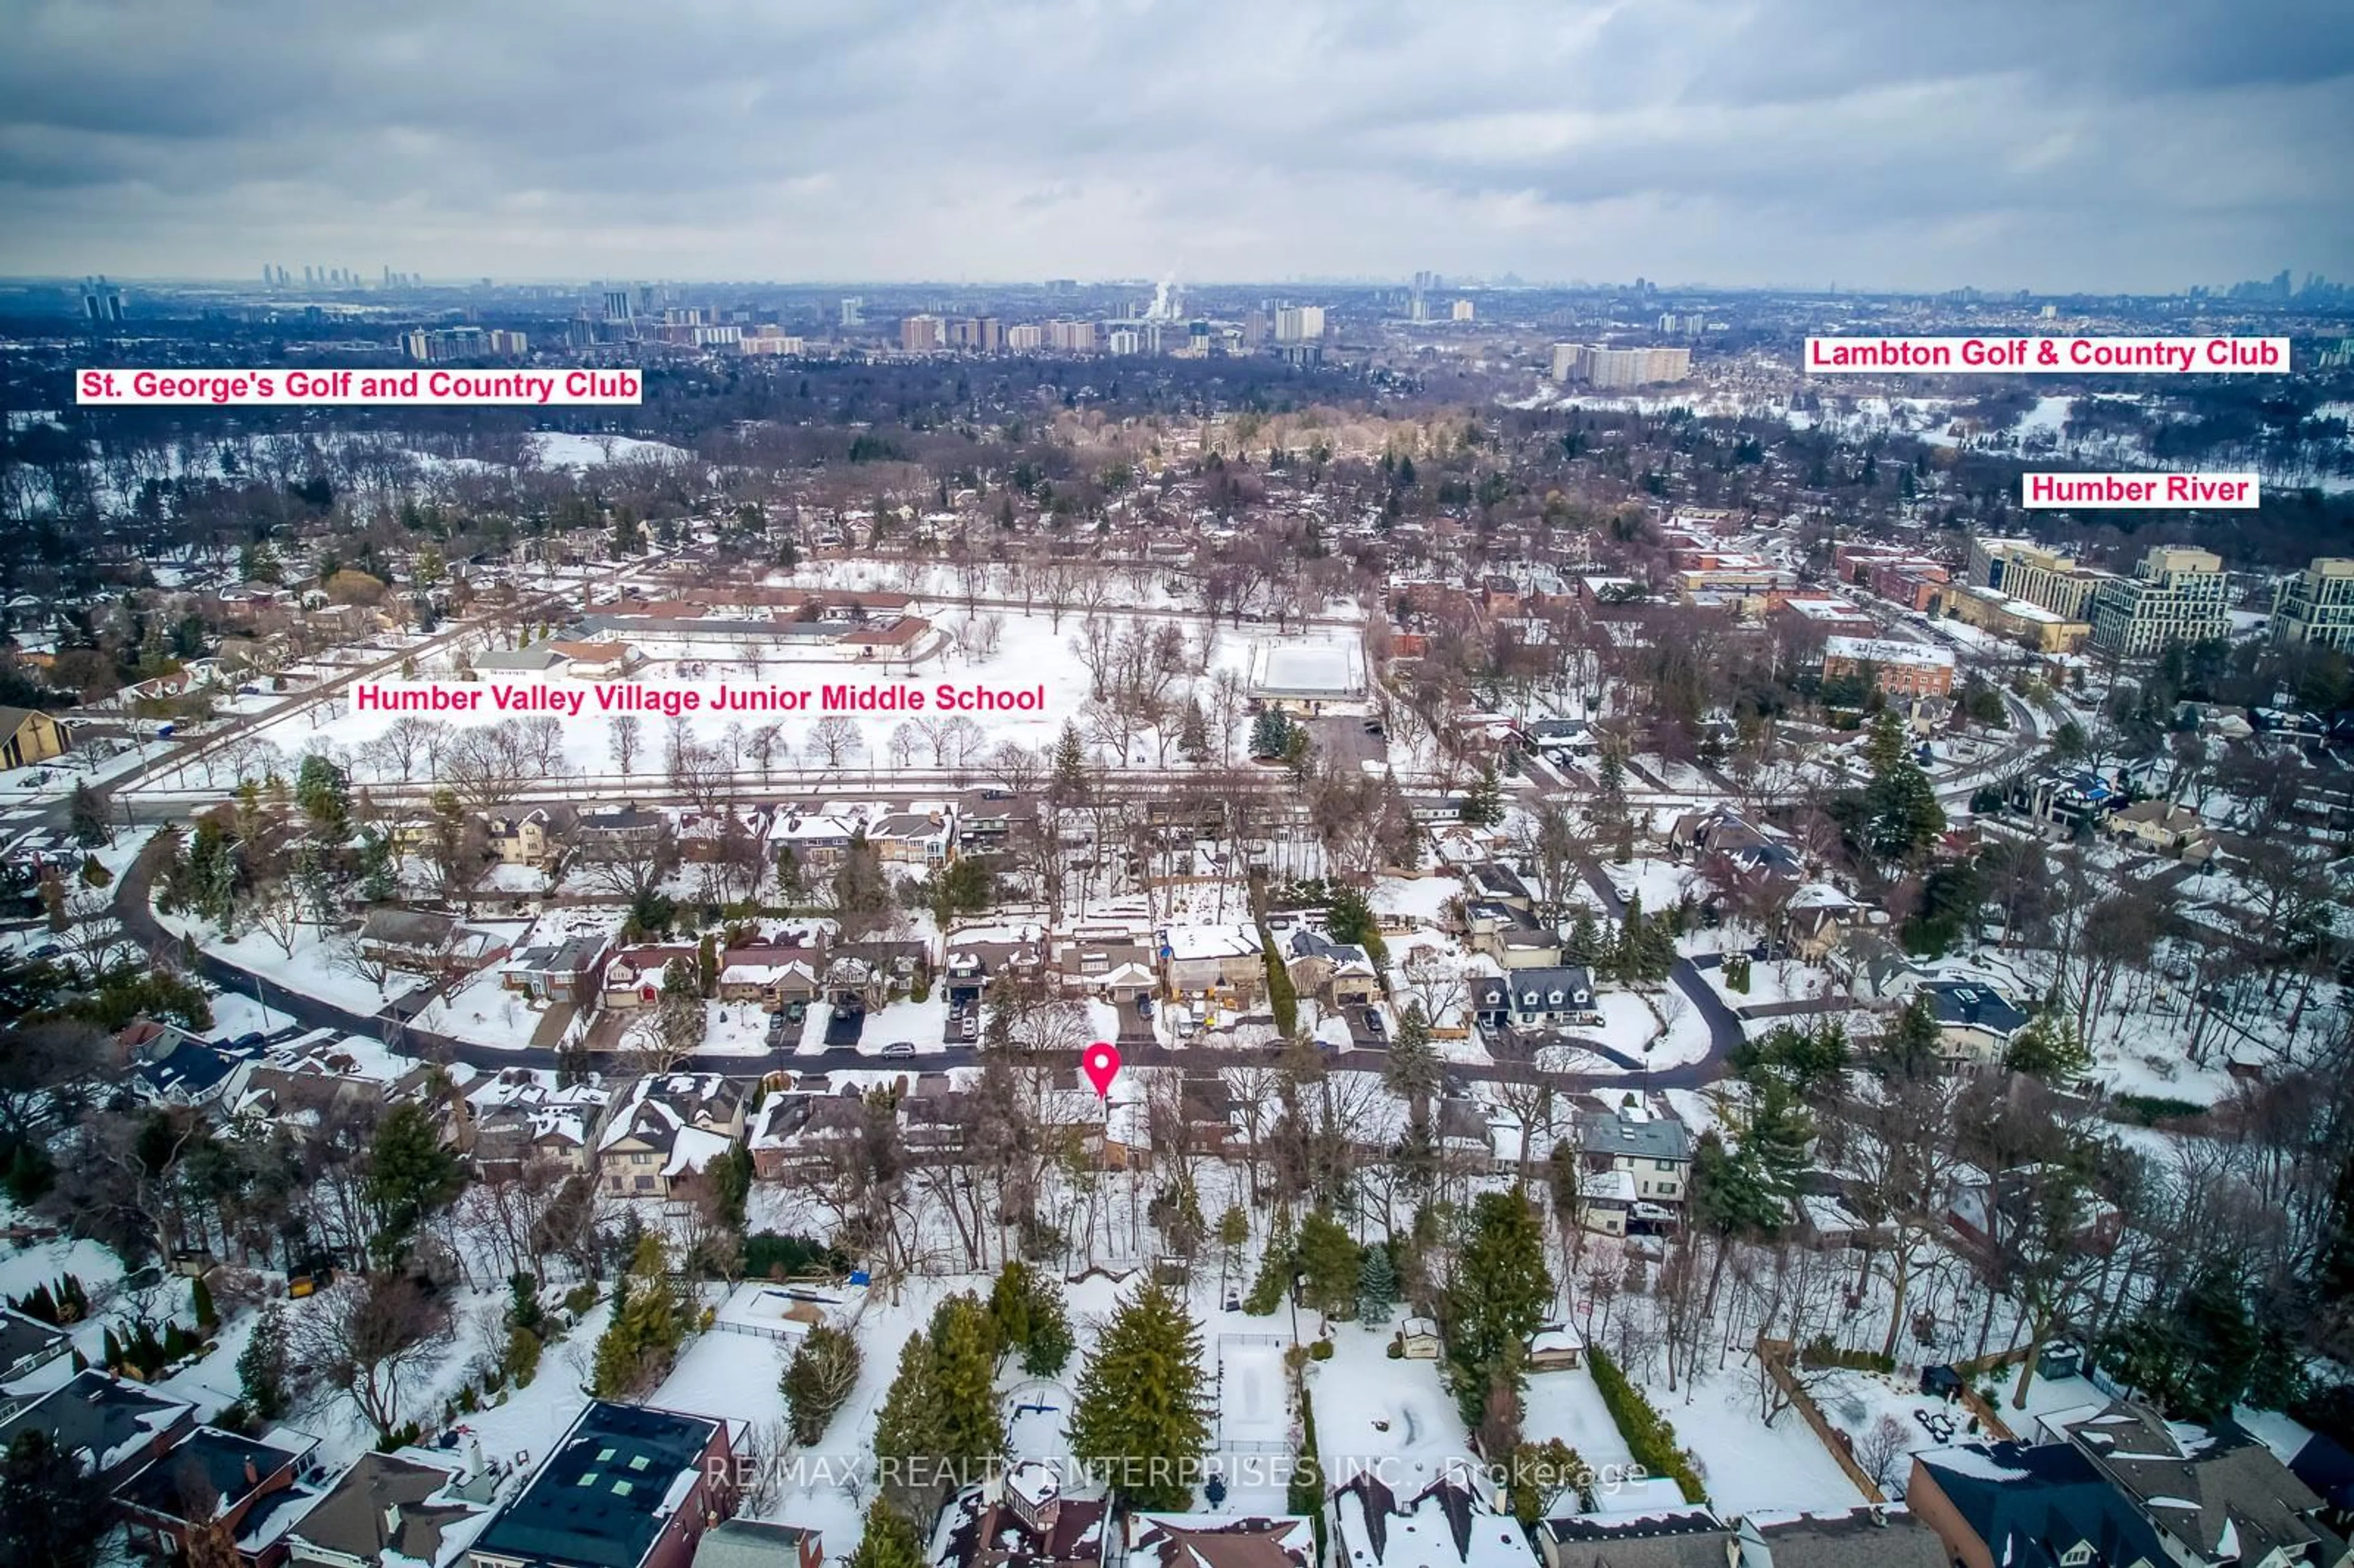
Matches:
[[1384, 1003, 1441, 1116], [1873, 995, 1943, 1080], [0, 1429, 107, 1568], [870, 1331, 946, 1511], [364, 1102, 462, 1259], [294, 754, 352, 845], [847, 1501, 926, 1568], [1460, 764, 1504, 828], [1294, 1209, 1360, 1320], [1249, 709, 1291, 759], [1357, 1244, 1400, 1325], [1565, 908, 1602, 967], [1441, 1192, 1553, 1428], [1069, 1280, 1210, 1510], [237, 1305, 289, 1420], [190, 1274, 216, 1331], [1178, 699, 1211, 763], [928, 1294, 1005, 1472], [2006, 1013, 2091, 1082], [68, 782, 110, 849], [988, 1260, 1037, 1361], [1049, 721, 1090, 805], [780, 1323, 865, 1445], [591, 1236, 686, 1397], [1242, 1209, 1295, 1315]]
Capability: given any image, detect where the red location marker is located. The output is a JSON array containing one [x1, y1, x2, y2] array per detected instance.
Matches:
[[1081, 1041, 1121, 1098]]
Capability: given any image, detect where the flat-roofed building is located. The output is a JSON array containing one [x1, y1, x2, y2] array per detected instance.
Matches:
[[2272, 557, 2354, 652]]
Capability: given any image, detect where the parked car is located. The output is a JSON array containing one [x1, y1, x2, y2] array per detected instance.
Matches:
[[880, 1040, 918, 1057], [1362, 1008, 1387, 1039], [959, 1014, 980, 1041]]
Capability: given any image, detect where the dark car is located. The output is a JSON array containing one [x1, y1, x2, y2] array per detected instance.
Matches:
[[1362, 1008, 1387, 1039]]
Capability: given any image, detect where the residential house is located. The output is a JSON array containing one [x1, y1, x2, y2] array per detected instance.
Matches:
[[286, 1448, 495, 1568], [0, 1306, 70, 1385], [1284, 929, 1382, 1007], [1784, 884, 1869, 962], [1671, 808, 1803, 880], [717, 943, 825, 1013], [1124, 1513, 1317, 1568], [131, 1038, 245, 1108], [1463, 861, 1536, 910], [466, 1402, 734, 1568], [116, 1425, 318, 1568], [2044, 1400, 2352, 1568], [693, 1519, 825, 1568], [501, 934, 611, 1005], [0, 1369, 197, 1486], [1160, 924, 1267, 1005], [1059, 938, 1161, 1003], [1536, 1510, 1731, 1568], [357, 908, 459, 973], [2013, 771, 2122, 834], [1945, 1165, 2124, 1255], [747, 1092, 874, 1181], [597, 1074, 747, 1200], [1333, 1464, 1537, 1568], [486, 805, 577, 870], [1472, 967, 1598, 1033], [2102, 801, 2215, 864], [1576, 1103, 1690, 1209], [1466, 902, 1564, 969], [936, 1460, 1108, 1568], [547, 639, 642, 680], [601, 945, 703, 1011], [1918, 981, 2033, 1068], [574, 804, 674, 855], [1907, 1442, 2171, 1568], [1731, 1510, 1948, 1568]]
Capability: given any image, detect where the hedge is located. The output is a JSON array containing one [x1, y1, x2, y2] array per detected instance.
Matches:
[[1586, 1347, 1706, 1503], [1261, 934, 1300, 1038]]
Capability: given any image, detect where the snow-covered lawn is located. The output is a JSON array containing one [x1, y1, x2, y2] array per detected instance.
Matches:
[[1648, 1364, 1865, 1516], [1699, 959, 1840, 1011], [186, 921, 405, 1017], [1520, 1364, 1635, 1470], [1306, 1326, 1475, 1494], [412, 968, 546, 1049], [1601, 858, 1697, 913]]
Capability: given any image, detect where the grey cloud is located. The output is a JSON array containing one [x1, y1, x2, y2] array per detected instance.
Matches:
[[0, 0, 2345, 289]]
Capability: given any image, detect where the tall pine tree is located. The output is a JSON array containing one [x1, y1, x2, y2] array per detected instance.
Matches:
[[1441, 1191, 1553, 1428], [1069, 1279, 1209, 1510]]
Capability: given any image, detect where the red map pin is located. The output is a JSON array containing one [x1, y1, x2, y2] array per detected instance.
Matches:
[[1082, 1041, 1121, 1098]]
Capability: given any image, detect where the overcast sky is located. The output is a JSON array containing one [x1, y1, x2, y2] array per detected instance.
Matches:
[[4, 0, 2348, 292]]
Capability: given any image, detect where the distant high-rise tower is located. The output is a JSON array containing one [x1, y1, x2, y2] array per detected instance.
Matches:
[[839, 296, 864, 328], [82, 277, 124, 324], [603, 289, 633, 323]]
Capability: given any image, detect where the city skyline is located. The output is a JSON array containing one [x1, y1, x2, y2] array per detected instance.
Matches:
[[4, 0, 2348, 294]]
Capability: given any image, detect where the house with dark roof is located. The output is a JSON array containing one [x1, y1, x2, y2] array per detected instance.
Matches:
[[693, 1518, 825, 1568], [1918, 981, 2033, 1068], [0, 1368, 197, 1486], [1575, 1102, 1691, 1207], [1333, 1462, 1537, 1568], [285, 1447, 494, 1567], [596, 1074, 747, 1201], [467, 1401, 734, 1568], [1906, 1441, 2171, 1568], [1123, 1513, 1318, 1568], [2043, 1401, 2352, 1568], [116, 1425, 316, 1568], [1471, 967, 1596, 1032], [0, 1304, 71, 1385], [1731, 1508, 1947, 1568], [1534, 1508, 1730, 1568]]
